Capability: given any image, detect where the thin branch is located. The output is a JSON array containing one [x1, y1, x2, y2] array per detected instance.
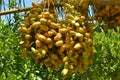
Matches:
[[0, 2, 64, 16], [0, 7, 32, 15]]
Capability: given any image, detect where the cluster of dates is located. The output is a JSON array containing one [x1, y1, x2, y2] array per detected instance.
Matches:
[[93, 0, 120, 32], [18, 1, 93, 76]]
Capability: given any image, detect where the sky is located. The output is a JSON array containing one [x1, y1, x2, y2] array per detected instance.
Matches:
[[1, 0, 42, 11], [0, 0, 42, 22]]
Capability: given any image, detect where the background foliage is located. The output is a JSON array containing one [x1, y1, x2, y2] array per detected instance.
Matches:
[[0, 19, 120, 80], [0, 0, 120, 80]]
